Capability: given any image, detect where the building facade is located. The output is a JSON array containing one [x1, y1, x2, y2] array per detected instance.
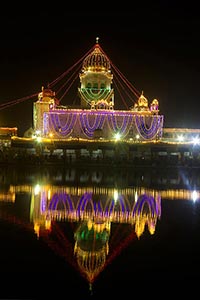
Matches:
[[33, 40, 164, 142]]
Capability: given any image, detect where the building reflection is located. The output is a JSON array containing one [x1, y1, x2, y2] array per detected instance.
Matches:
[[32, 185, 161, 285], [0, 166, 200, 289], [0, 180, 161, 288]]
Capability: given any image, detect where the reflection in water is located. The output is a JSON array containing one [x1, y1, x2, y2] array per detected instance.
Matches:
[[32, 186, 161, 290], [0, 166, 200, 295], [72, 192, 160, 288], [74, 219, 110, 289], [0, 178, 161, 291]]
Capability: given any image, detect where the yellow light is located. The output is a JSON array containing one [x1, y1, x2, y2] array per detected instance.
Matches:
[[177, 134, 184, 142], [114, 189, 118, 202], [114, 133, 121, 140], [34, 184, 41, 195]]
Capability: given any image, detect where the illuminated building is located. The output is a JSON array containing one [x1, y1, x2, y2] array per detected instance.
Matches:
[[0, 127, 17, 149], [5, 39, 200, 164], [33, 38, 164, 142]]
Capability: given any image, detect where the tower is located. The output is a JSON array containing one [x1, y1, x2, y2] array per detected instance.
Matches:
[[33, 87, 56, 135], [78, 38, 114, 110]]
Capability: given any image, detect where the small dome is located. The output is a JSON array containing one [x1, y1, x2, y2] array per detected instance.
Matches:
[[152, 99, 158, 105], [38, 86, 55, 101], [138, 92, 148, 107], [82, 43, 110, 72]]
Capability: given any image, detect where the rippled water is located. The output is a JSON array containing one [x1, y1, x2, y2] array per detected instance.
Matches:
[[0, 165, 200, 298]]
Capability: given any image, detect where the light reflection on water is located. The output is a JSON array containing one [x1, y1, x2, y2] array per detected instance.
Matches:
[[0, 165, 200, 298]]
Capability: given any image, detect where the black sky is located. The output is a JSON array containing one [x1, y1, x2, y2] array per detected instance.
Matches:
[[0, 2, 200, 135]]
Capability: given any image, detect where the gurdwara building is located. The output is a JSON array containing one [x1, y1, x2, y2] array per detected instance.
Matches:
[[33, 39, 164, 142]]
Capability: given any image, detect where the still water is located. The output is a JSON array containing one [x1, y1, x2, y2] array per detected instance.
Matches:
[[0, 165, 200, 298]]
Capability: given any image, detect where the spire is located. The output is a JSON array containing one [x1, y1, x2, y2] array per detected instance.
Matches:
[[96, 36, 99, 44], [89, 283, 93, 296]]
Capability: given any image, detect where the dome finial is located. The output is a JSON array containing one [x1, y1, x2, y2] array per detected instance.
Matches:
[[89, 283, 93, 296], [96, 36, 99, 44]]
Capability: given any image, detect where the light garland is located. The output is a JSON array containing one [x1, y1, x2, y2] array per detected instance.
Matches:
[[107, 113, 133, 137], [44, 110, 163, 140], [45, 191, 161, 223], [135, 115, 164, 140], [79, 112, 106, 138], [49, 112, 77, 137], [80, 88, 111, 101]]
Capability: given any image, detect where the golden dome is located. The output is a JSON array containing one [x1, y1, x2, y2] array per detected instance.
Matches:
[[152, 98, 158, 105], [82, 41, 110, 72], [138, 92, 148, 107], [74, 220, 110, 283]]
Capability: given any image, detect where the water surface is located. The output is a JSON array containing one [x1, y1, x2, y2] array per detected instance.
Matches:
[[0, 165, 199, 298]]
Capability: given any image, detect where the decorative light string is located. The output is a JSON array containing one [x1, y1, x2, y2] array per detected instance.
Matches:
[[77, 192, 93, 214], [40, 190, 161, 221], [107, 113, 133, 137], [132, 194, 158, 216], [135, 115, 163, 140], [49, 193, 74, 211], [44, 110, 163, 140], [79, 112, 106, 138], [49, 112, 77, 137], [81, 88, 111, 101]]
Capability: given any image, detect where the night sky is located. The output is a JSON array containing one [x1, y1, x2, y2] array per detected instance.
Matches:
[[0, 2, 200, 136]]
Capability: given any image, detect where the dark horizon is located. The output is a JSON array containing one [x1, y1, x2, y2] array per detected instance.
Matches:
[[0, 4, 200, 136]]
